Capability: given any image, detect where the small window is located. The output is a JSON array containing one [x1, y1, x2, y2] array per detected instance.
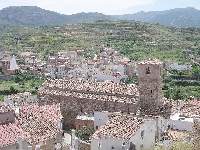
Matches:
[[141, 130, 144, 139], [16, 143, 19, 149], [98, 143, 101, 148], [111, 146, 115, 149], [150, 90, 153, 94], [96, 126, 98, 130], [146, 67, 151, 74]]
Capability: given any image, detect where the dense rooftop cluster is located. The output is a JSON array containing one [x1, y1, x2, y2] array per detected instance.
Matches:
[[0, 103, 62, 148], [40, 78, 139, 97], [40, 89, 137, 104], [0, 120, 29, 148], [0, 103, 12, 113], [180, 100, 200, 117], [18, 104, 63, 144], [92, 114, 143, 140]]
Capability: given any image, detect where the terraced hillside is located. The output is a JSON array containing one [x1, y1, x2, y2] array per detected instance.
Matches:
[[0, 21, 200, 62]]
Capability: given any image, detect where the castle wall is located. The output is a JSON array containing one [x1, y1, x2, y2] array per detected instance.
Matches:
[[39, 93, 139, 128]]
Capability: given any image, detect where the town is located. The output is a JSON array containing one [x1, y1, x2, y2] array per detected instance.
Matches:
[[0, 45, 199, 150], [1, 2, 200, 150]]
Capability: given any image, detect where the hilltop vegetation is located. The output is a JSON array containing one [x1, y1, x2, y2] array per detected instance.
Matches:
[[0, 21, 200, 62]]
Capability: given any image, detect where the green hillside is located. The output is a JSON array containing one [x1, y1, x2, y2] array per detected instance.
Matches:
[[0, 21, 200, 62], [1, 21, 200, 100]]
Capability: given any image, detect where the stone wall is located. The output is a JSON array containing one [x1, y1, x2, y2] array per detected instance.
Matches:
[[40, 94, 139, 128], [0, 111, 15, 124], [193, 120, 200, 150], [75, 119, 94, 130]]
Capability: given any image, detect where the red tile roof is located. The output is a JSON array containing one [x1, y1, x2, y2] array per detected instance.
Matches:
[[0, 103, 63, 148], [181, 100, 200, 117], [18, 104, 63, 144], [0, 103, 12, 113], [92, 114, 144, 140], [0, 120, 29, 148]]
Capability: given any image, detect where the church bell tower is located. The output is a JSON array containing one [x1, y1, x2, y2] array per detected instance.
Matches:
[[137, 59, 163, 114]]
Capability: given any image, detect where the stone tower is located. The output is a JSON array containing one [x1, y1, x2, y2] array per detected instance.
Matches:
[[137, 59, 163, 115]]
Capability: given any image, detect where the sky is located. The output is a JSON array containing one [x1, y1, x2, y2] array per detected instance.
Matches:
[[0, 0, 200, 15]]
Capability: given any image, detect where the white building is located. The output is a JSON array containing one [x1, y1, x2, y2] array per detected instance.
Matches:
[[165, 62, 192, 71], [169, 100, 200, 131], [94, 111, 110, 130], [169, 112, 194, 131], [4, 92, 38, 108], [91, 114, 167, 150]]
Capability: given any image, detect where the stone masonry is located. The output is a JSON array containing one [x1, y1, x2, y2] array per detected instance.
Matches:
[[38, 79, 139, 128], [137, 59, 164, 115], [38, 59, 171, 128]]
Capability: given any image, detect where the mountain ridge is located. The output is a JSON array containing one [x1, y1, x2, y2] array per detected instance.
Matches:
[[0, 6, 200, 27]]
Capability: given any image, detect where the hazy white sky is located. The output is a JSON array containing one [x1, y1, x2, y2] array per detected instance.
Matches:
[[0, 0, 200, 15]]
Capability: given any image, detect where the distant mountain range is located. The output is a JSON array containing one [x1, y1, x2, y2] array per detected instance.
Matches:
[[1, 6, 200, 27]]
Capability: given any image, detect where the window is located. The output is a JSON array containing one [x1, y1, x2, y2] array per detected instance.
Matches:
[[98, 143, 101, 148], [16, 143, 19, 149], [129, 142, 136, 150], [111, 146, 115, 149], [140, 144, 144, 149], [146, 67, 151, 74], [122, 142, 126, 148], [141, 130, 144, 139], [96, 126, 98, 130]]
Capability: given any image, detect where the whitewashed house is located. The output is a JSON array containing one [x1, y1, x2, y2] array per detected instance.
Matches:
[[94, 111, 110, 130], [91, 114, 167, 150], [46, 64, 56, 78], [169, 112, 194, 131], [168, 100, 200, 131], [165, 62, 192, 71]]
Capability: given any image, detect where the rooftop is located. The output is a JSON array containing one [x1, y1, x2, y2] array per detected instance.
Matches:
[[138, 59, 162, 65], [0, 120, 29, 148], [76, 115, 94, 121], [40, 78, 139, 97], [39, 89, 138, 104], [18, 103, 63, 144], [166, 130, 190, 141], [92, 114, 143, 140], [180, 100, 200, 118], [0, 103, 12, 113]]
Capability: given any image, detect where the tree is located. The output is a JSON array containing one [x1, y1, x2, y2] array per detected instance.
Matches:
[[192, 65, 200, 80], [9, 86, 18, 94], [75, 127, 95, 141]]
